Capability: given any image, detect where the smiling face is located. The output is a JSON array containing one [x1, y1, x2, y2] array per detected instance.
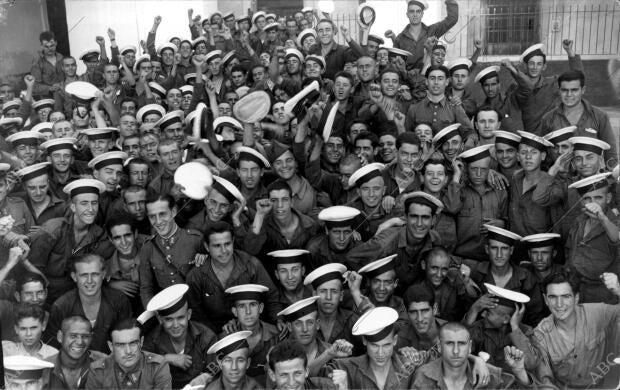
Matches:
[[159, 304, 190, 339], [426, 70, 449, 96], [71, 257, 105, 298], [407, 202, 434, 239], [316, 21, 335, 45], [526, 55, 546, 79], [109, 224, 136, 257], [273, 150, 296, 180], [275, 263, 304, 292], [146, 200, 176, 237], [380, 72, 400, 97], [94, 163, 123, 192], [370, 269, 397, 303], [270, 357, 308, 390], [544, 282, 578, 322], [423, 162, 447, 194], [495, 142, 517, 169], [572, 150, 601, 177], [71, 193, 99, 226], [358, 176, 385, 208], [60, 319, 92, 360], [379, 134, 397, 163], [440, 135, 463, 161], [220, 347, 251, 386], [323, 137, 344, 165]]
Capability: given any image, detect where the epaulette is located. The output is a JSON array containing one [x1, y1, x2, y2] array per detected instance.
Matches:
[[90, 358, 107, 370], [186, 228, 202, 237], [89, 350, 108, 362]]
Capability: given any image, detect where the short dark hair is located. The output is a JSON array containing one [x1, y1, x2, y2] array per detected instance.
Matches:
[[70, 253, 104, 273], [355, 131, 379, 148], [125, 156, 149, 170], [39, 31, 55, 43], [334, 71, 355, 86], [275, 79, 301, 98], [204, 221, 234, 244], [145, 192, 175, 210], [268, 340, 308, 371], [379, 67, 401, 83], [542, 270, 580, 296], [422, 157, 448, 175], [61, 315, 92, 334], [474, 105, 500, 123], [105, 213, 137, 236], [396, 132, 421, 150], [231, 65, 246, 75], [16, 272, 47, 292], [267, 179, 293, 198], [109, 317, 142, 340], [558, 70, 585, 88], [403, 284, 435, 308], [122, 185, 147, 201], [348, 120, 368, 131], [15, 303, 46, 325]]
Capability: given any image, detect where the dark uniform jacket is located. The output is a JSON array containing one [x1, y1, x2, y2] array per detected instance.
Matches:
[[85, 351, 172, 389], [45, 350, 107, 390]]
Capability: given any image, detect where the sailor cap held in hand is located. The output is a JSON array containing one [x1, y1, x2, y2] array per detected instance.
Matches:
[[543, 126, 576, 145], [474, 65, 500, 84], [211, 175, 245, 204], [568, 172, 613, 195], [146, 284, 190, 316], [358, 254, 397, 279]]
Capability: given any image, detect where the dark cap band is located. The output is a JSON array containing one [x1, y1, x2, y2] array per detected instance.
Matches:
[[461, 149, 491, 164], [238, 151, 267, 168], [520, 136, 547, 152], [495, 136, 519, 149], [325, 218, 356, 229], [216, 339, 249, 359], [87, 132, 114, 141], [573, 143, 605, 155], [361, 261, 395, 280], [523, 49, 545, 63], [355, 169, 382, 188], [486, 231, 517, 246], [363, 324, 394, 343], [575, 179, 609, 196], [47, 143, 75, 154], [159, 116, 183, 130], [211, 180, 237, 204], [70, 186, 100, 198], [157, 295, 188, 316], [282, 301, 317, 322], [310, 272, 343, 290], [21, 168, 49, 182], [228, 291, 265, 302], [271, 253, 308, 266], [524, 238, 556, 249], [94, 158, 124, 170], [5, 369, 45, 381]]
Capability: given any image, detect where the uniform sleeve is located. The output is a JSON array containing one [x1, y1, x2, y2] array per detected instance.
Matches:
[[30, 57, 52, 96], [186, 270, 210, 326], [44, 302, 64, 349], [345, 229, 398, 271], [241, 224, 267, 256], [427, 0, 459, 39], [531, 174, 564, 207], [153, 362, 173, 390], [84, 367, 105, 389], [138, 244, 157, 308], [250, 258, 280, 323], [28, 228, 55, 272], [530, 330, 559, 388]]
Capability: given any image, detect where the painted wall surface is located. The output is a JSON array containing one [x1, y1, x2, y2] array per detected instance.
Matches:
[[0, 0, 49, 81], [65, 0, 219, 74]]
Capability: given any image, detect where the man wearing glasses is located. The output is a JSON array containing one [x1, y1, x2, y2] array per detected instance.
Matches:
[[31, 31, 65, 98]]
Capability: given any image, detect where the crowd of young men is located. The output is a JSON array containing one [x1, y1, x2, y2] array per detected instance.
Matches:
[[1, 0, 619, 389]]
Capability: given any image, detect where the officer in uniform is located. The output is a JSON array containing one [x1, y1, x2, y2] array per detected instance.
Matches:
[[85, 318, 172, 389]]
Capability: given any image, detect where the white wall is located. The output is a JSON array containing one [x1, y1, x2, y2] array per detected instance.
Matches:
[[66, 0, 219, 73]]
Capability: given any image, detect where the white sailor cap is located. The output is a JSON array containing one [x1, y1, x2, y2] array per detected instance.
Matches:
[[207, 331, 252, 357], [225, 284, 269, 302], [233, 90, 272, 123], [32, 122, 53, 134], [357, 4, 376, 28], [569, 136, 610, 155], [184, 110, 199, 127], [148, 82, 167, 99], [63, 178, 106, 197], [41, 137, 77, 153], [301, 7, 313, 13], [133, 54, 151, 73], [174, 161, 214, 200], [318, 205, 360, 228], [88, 151, 127, 170], [305, 55, 326, 69], [214, 116, 243, 131], [494, 130, 521, 148], [191, 36, 208, 49], [264, 22, 280, 32], [517, 130, 553, 151], [268, 249, 310, 266], [0, 117, 23, 129], [251, 11, 267, 25], [221, 50, 238, 67], [408, 0, 429, 10], [237, 146, 270, 168], [520, 43, 545, 63], [211, 175, 245, 204], [179, 85, 194, 96], [348, 162, 385, 188], [358, 254, 397, 279], [448, 58, 472, 75], [484, 283, 531, 307], [16, 162, 50, 182], [484, 225, 522, 246], [543, 126, 576, 145], [31, 98, 55, 111], [184, 73, 208, 84], [474, 65, 500, 84], [322, 102, 340, 142], [265, 13, 277, 20], [277, 296, 319, 322], [457, 144, 493, 163], [403, 191, 444, 214], [387, 47, 412, 61], [297, 28, 317, 48], [304, 263, 347, 289], [205, 50, 223, 63], [2, 98, 21, 113], [235, 86, 250, 98], [65, 81, 99, 103], [3, 355, 54, 381], [237, 15, 251, 24], [155, 110, 184, 130], [0, 163, 10, 173], [120, 45, 137, 55], [285, 48, 304, 62], [146, 284, 190, 315], [367, 34, 384, 45], [568, 172, 613, 195], [136, 104, 166, 123], [223, 12, 235, 20], [352, 306, 398, 341], [432, 123, 462, 146], [521, 233, 561, 248], [82, 127, 118, 140], [79, 48, 100, 62], [5, 131, 42, 146]]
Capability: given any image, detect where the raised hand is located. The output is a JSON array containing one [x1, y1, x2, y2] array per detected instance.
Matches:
[[107, 28, 116, 40], [95, 36, 105, 46], [384, 30, 396, 40]]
